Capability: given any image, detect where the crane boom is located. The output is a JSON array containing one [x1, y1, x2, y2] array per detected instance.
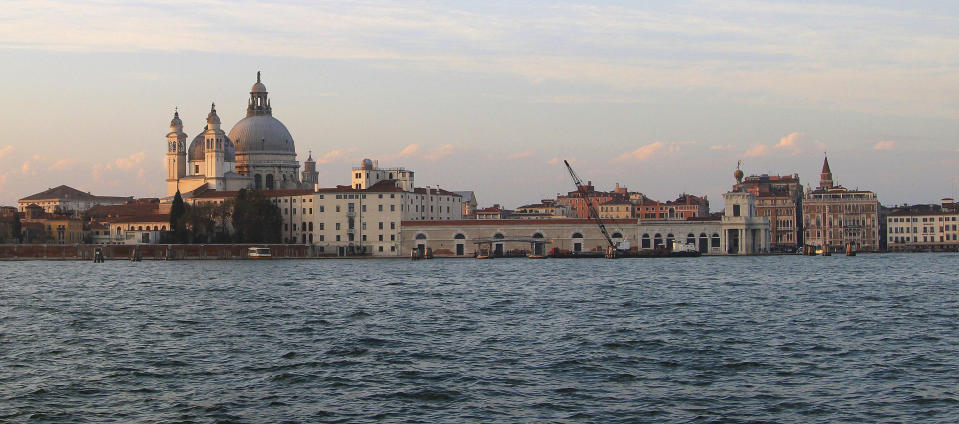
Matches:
[[563, 160, 617, 250]]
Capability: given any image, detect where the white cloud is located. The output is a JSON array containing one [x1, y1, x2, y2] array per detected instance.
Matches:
[[775, 132, 802, 153], [710, 144, 734, 151], [0, 145, 13, 159], [20, 161, 35, 175], [614, 141, 689, 162], [873, 140, 896, 151], [744, 144, 769, 157], [114, 152, 146, 169], [424, 144, 455, 160]]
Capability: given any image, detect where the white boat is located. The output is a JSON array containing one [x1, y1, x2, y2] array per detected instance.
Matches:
[[248, 247, 272, 259]]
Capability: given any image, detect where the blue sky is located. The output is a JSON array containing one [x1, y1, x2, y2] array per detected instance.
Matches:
[[1, 0, 957, 208]]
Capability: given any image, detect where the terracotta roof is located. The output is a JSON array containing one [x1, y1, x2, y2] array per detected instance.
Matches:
[[105, 214, 170, 224], [19, 185, 130, 202]]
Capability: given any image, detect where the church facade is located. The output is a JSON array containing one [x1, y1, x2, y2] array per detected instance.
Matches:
[[166, 72, 315, 196]]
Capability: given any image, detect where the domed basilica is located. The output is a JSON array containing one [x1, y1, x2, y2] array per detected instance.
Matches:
[[165, 72, 317, 197]]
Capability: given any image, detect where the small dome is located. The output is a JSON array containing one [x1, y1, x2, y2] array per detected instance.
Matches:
[[251, 71, 267, 93], [361, 158, 373, 169], [170, 111, 182, 128], [188, 130, 236, 162], [207, 103, 221, 125], [734, 169, 744, 181]]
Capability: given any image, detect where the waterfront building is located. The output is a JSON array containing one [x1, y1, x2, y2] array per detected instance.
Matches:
[[18, 205, 84, 244], [733, 173, 803, 252], [187, 160, 463, 255], [167, 72, 309, 197], [720, 191, 771, 255], [884, 198, 959, 252], [18, 185, 130, 216], [400, 219, 637, 257], [802, 156, 880, 252]]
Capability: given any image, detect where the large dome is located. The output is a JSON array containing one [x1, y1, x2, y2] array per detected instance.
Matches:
[[188, 133, 236, 162], [228, 115, 296, 154]]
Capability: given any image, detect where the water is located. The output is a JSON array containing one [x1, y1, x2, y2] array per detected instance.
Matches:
[[1, 254, 958, 423]]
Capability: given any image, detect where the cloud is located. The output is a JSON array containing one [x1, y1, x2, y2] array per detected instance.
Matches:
[[48, 158, 80, 171], [114, 152, 146, 169], [710, 144, 734, 151], [873, 140, 896, 151], [314, 149, 346, 164], [548, 157, 576, 165], [744, 144, 769, 157], [614, 141, 688, 162], [0, 145, 12, 159], [424, 144, 454, 160], [20, 161, 35, 175], [775, 132, 802, 153], [379, 144, 420, 162], [507, 151, 535, 160]]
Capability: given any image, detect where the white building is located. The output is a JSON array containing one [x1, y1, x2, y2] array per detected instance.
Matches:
[[167, 72, 309, 197], [886, 198, 959, 252]]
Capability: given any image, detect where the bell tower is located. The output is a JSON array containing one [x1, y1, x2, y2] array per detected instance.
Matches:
[[819, 155, 834, 189], [203, 103, 227, 190], [166, 108, 187, 196]]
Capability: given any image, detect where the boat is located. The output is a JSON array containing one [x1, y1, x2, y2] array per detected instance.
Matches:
[[248, 247, 273, 259], [527, 254, 546, 259]]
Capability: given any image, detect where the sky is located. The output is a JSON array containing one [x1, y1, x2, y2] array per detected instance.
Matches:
[[1, 0, 957, 210]]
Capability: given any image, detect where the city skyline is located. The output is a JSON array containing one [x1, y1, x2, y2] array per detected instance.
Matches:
[[2, 1, 958, 208]]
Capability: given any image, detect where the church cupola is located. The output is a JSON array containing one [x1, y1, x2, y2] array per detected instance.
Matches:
[[247, 71, 272, 117], [207, 102, 221, 130], [166, 108, 188, 196], [170, 109, 183, 131]]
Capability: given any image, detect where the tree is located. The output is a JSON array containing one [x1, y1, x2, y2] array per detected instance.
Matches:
[[232, 189, 281, 243], [12, 213, 22, 243], [170, 190, 186, 243]]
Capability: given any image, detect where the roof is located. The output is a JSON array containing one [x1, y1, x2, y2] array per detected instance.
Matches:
[[191, 189, 315, 199], [19, 185, 131, 202], [822, 156, 832, 174], [107, 214, 170, 224], [413, 187, 461, 197], [402, 218, 636, 227]]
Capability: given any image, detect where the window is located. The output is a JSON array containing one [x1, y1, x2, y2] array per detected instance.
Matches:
[[378, 205, 383, 212], [378, 222, 383, 230], [378, 235, 383, 241], [391, 234, 395, 241], [336, 223, 341, 230], [390, 205, 395, 212], [336, 235, 340, 241], [391, 222, 396, 229]]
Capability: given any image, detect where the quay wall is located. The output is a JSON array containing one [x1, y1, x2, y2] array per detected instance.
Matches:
[[0, 244, 337, 260]]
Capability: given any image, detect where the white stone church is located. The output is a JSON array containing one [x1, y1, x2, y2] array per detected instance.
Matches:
[[165, 72, 317, 197]]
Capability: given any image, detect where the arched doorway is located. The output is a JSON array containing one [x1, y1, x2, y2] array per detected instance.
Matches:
[[654, 233, 663, 249], [454, 233, 466, 256], [572, 232, 583, 252], [415, 233, 427, 256], [642, 233, 651, 249], [699, 232, 708, 253], [254, 174, 262, 189], [493, 233, 505, 256], [265, 174, 275, 190], [532, 232, 545, 256]]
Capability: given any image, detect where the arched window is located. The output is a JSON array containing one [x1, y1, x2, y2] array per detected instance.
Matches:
[[308, 222, 313, 231], [154, 226, 159, 231], [654, 233, 663, 248], [641, 233, 651, 249], [415, 233, 427, 240], [138, 226, 143, 231], [254, 174, 262, 190], [265, 174, 275, 190], [161, 226, 166, 231], [532, 232, 544, 238], [308, 233, 313, 243], [666, 233, 674, 246], [493, 233, 505, 239], [454, 233, 466, 239], [572, 232, 583, 239], [686, 233, 695, 244], [711, 233, 721, 247], [669, 208, 676, 218]]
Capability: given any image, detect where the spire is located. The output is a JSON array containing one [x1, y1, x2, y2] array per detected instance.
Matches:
[[307, 150, 314, 161], [170, 107, 182, 129], [819, 154, 834, 190], [257, 70, 261, 83]]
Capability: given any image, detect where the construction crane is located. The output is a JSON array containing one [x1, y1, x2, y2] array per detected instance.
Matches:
[[563, 160, 620, 257]]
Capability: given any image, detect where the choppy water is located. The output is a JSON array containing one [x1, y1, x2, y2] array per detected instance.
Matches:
[[1, 254, 958, 423]]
